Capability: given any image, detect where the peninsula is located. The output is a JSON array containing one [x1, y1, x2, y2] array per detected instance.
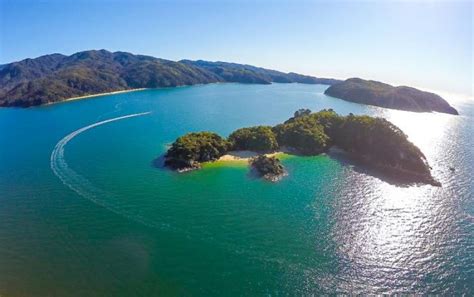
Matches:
[[163, 109, 440, 186], [324, 78, 458, 115], [0, 50, 339, 107]]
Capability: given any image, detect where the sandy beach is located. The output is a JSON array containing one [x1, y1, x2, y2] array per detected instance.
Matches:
[[218, 150, 286, 162], [48, 88, 148, 105]]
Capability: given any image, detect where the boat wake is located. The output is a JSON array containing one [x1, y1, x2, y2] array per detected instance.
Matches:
[[49, 112, 177, 229], [49, 112, 312, 269]]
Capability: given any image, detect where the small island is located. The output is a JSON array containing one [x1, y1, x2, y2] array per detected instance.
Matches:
[[250, 155, 285, 182], [163, 109, 440, 186], [324, 78, 458, 115]]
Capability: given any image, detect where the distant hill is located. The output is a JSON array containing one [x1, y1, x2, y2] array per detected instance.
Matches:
[[180, 60, 340, 85], [325, 78, 458, 115], [0, 50, 340, 107]]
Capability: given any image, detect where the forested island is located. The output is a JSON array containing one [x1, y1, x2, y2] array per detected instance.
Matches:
[[163, 109, 440, 186], [325, 78, 458, 115], [0, 50, 339, 107]]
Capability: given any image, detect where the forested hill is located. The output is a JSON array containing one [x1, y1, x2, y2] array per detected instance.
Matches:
[[179, 60, 340, 85], [0, 50, 340, 107], [325, 78, 458, 115]]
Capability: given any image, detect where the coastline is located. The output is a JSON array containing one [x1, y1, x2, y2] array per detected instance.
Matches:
[[46, 88, 148, 106], [217, 150, 287, 162], [9, 82, 335, 108], [43, 83, 240, 107]]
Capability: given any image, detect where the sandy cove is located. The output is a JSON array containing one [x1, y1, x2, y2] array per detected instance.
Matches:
[[46, 88, 148, 105], [218, 149, 292, 162]]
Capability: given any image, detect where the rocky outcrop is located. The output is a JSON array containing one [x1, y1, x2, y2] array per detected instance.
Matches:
[[250, 155, 286, 182]]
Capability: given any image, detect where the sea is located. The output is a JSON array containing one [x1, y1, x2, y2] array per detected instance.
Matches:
[[0, 83, 472, 295]]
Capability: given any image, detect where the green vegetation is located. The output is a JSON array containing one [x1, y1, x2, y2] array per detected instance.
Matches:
[[324, 77, 458, 115], [180, 60, 341, 85], [0, 50, 339, 107], [273, 114, 331, 155], [332, 115, 432, 176], [228, 126, 278, 152], [163, 108, 439, 185], [164, 132, 229, 171], [293, 108, 311, 118], [250, 155, 285, 181]]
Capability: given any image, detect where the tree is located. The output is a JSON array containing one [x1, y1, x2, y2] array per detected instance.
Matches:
[[228, 126, 279, 152], [294, 108, 311, 118], [273, 119, 329, 155], [165, 132, 230, 169]]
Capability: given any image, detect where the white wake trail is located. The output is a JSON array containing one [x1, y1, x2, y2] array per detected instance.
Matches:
[[49, 113, 312, 266], [49, 112, 173, 228]]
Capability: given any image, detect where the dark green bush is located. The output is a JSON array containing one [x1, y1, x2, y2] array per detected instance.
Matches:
[[228, 126, 279, 152], [273, 117, 330, 155], [165, 132, 229, 169]]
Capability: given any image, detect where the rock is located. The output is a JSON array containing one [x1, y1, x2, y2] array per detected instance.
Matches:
[[250, 155, 286, 181]]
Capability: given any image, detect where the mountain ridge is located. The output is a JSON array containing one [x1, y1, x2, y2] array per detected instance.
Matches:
[[0, 49, 339, 107]]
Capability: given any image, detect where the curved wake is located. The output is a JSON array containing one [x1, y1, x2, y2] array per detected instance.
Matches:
[[49, 112, 173, 228], [49, 112, 318, 270]]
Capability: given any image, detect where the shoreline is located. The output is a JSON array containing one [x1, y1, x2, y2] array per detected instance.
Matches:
[[38, 82, 333, 107], [46, 88, 149, 106], [44, 84, 229, 106], [54, 82, 297, 105], [7, 82, 336, 108], [217, 150, 288, 162]]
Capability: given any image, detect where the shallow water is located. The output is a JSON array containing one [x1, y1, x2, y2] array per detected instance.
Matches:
[[0, 83, 472, 295]]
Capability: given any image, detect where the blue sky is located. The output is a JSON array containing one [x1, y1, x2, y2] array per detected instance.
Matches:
[[1, 0, 472, 95]]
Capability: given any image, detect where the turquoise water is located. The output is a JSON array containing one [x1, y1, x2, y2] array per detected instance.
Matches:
[[0, 83, 473, 295]]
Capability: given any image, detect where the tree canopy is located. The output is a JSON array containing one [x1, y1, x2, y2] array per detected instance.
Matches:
[[163, 108, 438, 185], [228, 126, 278, 152], [293, 108, 311, 118], [164, 132, 229, 170], [273, 120, 329, 155]]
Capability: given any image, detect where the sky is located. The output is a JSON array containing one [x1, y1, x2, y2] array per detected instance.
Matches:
[[0, 0, 472, 95]]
